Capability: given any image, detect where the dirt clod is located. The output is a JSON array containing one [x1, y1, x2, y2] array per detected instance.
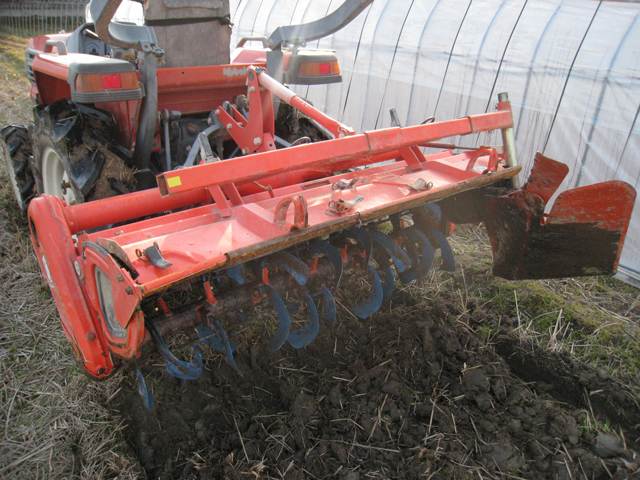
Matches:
[[381, 380, 403, 396], [463, 367, 491, 392], [484, 443, 525, 472], [594, 431, 627, 458]]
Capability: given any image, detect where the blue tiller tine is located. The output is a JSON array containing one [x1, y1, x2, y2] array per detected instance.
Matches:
[[146, 319, 203, 380], [212, 319, 240, 371], [308, 285, 337, 329], [271, 251, 310, 285], [196, 324, 239, 352], [287, 294, 320, 348], [136, 370, 154, 410], [197, 319, 240, 372], [310, 240, 343, 288], [415, 203, 455, 271], [226, 264, 246, 284], [430, 229, 456, 272], [260, 285, 291, 351], [352, 264, 384, 319], [320, 285, 337, 329], [410, 228, 435, 276], [347, 227, 372, 265], [398, 228, 435, 284], [381, 265, 395, 302], [369, 229, 412, 273]]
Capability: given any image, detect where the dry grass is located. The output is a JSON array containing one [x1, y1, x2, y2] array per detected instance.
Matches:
[[0, 34, 32, 126], [0, 35, 139, 479], [0, 190, 140, 479]]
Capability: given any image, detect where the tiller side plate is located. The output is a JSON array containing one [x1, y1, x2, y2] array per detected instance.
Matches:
[[485, 153, 636, 279]]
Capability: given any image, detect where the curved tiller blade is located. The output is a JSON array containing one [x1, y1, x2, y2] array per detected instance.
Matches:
[[352, 264, 384, 319], [429, 229, 455, 272], [347, 227, 373, 266], [320, 285, 337, 329], [226, 264, 246, 285], [270, 251, 310, 286], [380, 265, 395, 302], [287, 294, 320, 348], [311, 240, 344, 288], [308, 284, 338, 329], [136, 370, 154, 410], [260, 285, 291, 351], [147, 319, 204, 380], [398, 228, 436, 283], [197, 319, 239, 372], [369, 230, 412, 273]]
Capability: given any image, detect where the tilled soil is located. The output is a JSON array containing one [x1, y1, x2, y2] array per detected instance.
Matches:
[[116, 279, 640, 479]]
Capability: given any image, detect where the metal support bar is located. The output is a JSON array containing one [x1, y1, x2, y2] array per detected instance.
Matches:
[[257, 69, 355, 139], [498, 92, 520, 189]]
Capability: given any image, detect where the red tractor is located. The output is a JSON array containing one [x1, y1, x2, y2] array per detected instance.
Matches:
[[5, 0, 366, 208], [1, 1, 635, 404]]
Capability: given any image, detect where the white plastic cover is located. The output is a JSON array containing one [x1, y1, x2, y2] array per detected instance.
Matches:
[[230, 0, 640, 285]]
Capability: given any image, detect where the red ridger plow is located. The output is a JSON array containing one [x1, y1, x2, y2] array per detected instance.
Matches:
[[27, 67, 635, 405]]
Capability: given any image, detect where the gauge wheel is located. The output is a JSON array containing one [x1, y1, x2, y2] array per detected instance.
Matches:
[[1, 125, 35, 212]]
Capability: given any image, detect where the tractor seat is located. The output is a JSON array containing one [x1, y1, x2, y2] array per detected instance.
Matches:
[[144, 0, 231, 68]]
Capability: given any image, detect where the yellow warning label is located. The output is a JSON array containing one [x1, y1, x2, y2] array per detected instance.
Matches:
[[166, 176, 182, 188]]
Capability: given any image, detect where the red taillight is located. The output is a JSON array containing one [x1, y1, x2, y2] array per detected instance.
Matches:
[[298, 61, 340, 77], [318, 62, 331, 75], [75, 72, 138, 92], [101, 74, 122, 90]]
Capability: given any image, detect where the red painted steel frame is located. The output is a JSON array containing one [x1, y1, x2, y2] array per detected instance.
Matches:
[[29, 196, 116, 379], [29, 151, 517, 379], [257, 71, 355, 138]]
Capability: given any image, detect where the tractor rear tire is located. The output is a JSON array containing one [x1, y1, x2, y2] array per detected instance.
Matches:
[[32, 100, 136, 206], [34, 136, 80, 206], [1, 125, 36, 212]]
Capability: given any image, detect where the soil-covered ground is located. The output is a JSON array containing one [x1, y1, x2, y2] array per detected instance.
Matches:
[[2, 33, 640, 480], [114, 255, 640, 480]]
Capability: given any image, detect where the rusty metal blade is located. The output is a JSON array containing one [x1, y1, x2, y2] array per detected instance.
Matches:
[[522, 152, 568, 204], [486, 178, 636, 280]]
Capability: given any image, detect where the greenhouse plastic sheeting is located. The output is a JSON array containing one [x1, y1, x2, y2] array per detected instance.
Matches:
[[230, 0, 640, 286]]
